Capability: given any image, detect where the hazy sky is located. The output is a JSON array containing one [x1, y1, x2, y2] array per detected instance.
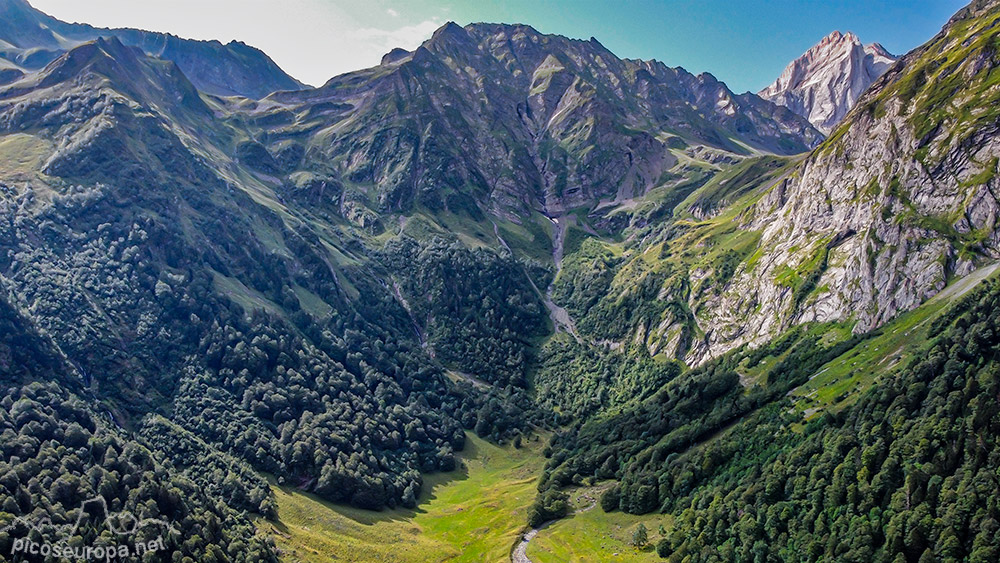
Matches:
[[31, 0, 967, 92]]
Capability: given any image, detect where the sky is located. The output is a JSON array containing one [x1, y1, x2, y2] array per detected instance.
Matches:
[[31, 0, 968, 93]]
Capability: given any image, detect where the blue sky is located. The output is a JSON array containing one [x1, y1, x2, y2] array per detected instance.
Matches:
[[34, 0, 967, 92]]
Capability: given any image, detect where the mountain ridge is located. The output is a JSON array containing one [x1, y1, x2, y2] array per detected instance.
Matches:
[[0, 0, 305, 98], [258, 20, 822, 229]]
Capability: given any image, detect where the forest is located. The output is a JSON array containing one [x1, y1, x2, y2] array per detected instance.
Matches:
[[548, 279, 1000, 562]]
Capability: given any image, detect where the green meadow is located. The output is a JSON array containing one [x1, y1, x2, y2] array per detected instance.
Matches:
[[258, 434, 545, 562], [527, 485, 672, 563]]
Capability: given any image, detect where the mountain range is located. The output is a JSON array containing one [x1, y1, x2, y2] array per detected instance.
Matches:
[[0, 0, 304, 97], [0, 0, 999, 561]]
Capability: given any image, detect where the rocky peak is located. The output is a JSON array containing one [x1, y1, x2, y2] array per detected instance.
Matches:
[[381, 47, 411, 65], [759, 30, 897, 133], [426, 21, 475, 51], [866, 42, 893, 58], [1, 35, 212, 135]]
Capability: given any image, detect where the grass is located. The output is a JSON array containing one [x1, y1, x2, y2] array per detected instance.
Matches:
[[291, 284, 333, 319], [527, 485, 672, 563], [790, 261, 1000, 417], [672, 155, 794, 219], [257, 433, 546, 563], [211, 270, 285, 318], [495, 213, 556, 265], [0, 133, 52, 178], [735, 323, 854, 389]]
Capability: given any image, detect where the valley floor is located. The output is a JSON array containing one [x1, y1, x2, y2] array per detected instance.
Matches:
[[257, 434, 544, 562], [525, 485, 672, 562]]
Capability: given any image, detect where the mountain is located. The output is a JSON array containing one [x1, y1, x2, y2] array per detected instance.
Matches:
[[759, 30, 897, 132], [1, 2, 999, 562], [253, 22, 822, 225], [0, 0, 305, 98], [230, 23, 822, 238]]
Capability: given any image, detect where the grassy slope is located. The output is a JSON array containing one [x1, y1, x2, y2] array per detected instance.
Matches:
[[257, 433, 545, 563], [527, 485, 672, 563], [0, 133, 51, 177], [790, 261, 1000, 417]]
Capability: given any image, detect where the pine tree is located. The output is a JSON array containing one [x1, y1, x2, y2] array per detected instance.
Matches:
[[632, 523, 648, 548]]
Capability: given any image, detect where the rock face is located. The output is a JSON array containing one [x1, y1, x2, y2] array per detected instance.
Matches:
[[0, 0, 304, 98], [759, 30, 897, 133], [687, 1, 1000, 364]]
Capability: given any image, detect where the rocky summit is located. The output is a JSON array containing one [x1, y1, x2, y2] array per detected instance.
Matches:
[[759, 30, 897, 133]]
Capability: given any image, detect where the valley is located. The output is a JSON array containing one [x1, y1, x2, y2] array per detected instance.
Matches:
[[0, 0, 999, 561]]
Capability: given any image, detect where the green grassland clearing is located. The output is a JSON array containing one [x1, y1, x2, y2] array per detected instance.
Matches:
[[258, 433, 546, 563], [527, 484, 672, 563]]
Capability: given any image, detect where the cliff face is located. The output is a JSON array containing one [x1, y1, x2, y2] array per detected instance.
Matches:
[[687, 1, 1000, 364], [759, 30, 897, 133]]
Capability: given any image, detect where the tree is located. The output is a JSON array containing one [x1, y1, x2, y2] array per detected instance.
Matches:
[[632, 523, 648, 548], [600, 485, 620, 512]]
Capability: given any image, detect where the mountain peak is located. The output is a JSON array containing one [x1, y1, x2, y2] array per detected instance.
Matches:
[[422, 21, 477, 54], [430, 21, 469, 41], [15, 34, 212, 121], [866, 42, 894, 58], [38, 35, 140, 87], [759, 30, 898, 132]]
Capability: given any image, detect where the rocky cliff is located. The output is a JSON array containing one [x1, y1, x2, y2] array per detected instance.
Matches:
[[689, 0, 1000, 363]]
